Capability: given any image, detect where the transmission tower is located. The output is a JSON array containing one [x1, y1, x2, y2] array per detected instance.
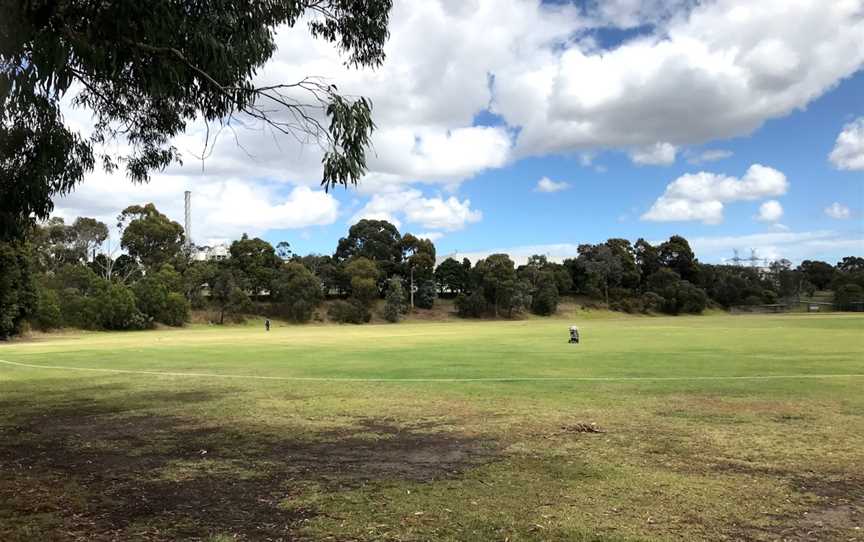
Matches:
[[747, 249, 761, 267], [730, 249, 744, 266]]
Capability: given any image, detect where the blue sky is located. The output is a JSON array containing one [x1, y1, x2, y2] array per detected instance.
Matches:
[[57, 0, 864, 265], [266, 5, 864, 264]]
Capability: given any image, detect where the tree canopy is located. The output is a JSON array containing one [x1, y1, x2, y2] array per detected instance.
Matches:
[[4, 199, 864, 340], [118, 203, 185, 268], [0, 0, 393, 239]]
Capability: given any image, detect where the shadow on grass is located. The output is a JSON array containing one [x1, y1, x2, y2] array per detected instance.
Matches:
[[0, 387, 498, 541]]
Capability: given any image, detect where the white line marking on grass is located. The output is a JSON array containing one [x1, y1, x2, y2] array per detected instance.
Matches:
[[1, 359, 863, 383]]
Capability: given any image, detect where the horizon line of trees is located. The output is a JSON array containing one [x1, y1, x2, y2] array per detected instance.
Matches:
[[2, 202, 863, 339]]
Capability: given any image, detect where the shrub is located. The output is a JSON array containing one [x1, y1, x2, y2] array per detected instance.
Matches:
[[33, 287, 62, 331], [762, 289, 779, 304], [95, 283, 145, 330], [0, 243, 36, 339], [271, 262, 323, 322], [742, 295, 763, 306], [531, 276, 559, 316], [345, 257, 380, 307], [162, 292, 190, 326], [383, 278, 405, 323], [133, 276, 169, 322], [835, 283, 864, 310], [224, 287, 253, 323], [414, 279, 436, 309], [60, 291, 100, 329], [641, 292, 664, 313], [663, 280, 707, 315], [327, 299, 370, 324], [455, 291, 487, 318], [611, 296, 643, 314]]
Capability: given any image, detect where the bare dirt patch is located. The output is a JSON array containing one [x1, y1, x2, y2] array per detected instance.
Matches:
[[0, 391, 498, 541], [707, 461, 863, 541]]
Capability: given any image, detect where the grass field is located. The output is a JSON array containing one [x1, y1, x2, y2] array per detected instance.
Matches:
[[1, 313, 863, 541]]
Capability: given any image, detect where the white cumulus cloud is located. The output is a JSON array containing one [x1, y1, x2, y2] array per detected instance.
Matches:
[[756, 200, 784, 223], [53, 0, 864, 242], [829, 117, 864, 171], [351, 189, 482, 232], [504, 0, 864, 156], [535, 177, 570, 193], [55, 171, 340, 243], [642, 164, 788, 224], [416, 231, 445, 242], [629, 142, 678, 165], [825, 202, 852, 220]]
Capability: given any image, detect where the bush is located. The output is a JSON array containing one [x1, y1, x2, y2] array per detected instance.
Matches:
[[132, 274, 189, 326], [742, 295, 763, 306], [762, 289, 779, 304], [0, 242, 36, 339], [60, 292, 100, 329], [641, 292, 664, 313], [835, 283, 864, 310], [224, 287, 253, 323], [383, 278, 405, 323], [33, 287, 62, 331], [414, 279, 436, 309], [531, 276, 559, 316], [663, 280, 707, 315], [455, 291, 488, 318], [270, 262, 323, 322], [162, 292, 190, 326], [345, 257, 380, 307], [95, 283, 145, 330], [133, 276, 169, 322], [327, 299, 370, 324], [611, 296, 643, 314]]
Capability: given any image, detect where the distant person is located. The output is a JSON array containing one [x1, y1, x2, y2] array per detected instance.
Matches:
[[265, 318, 271, 332]]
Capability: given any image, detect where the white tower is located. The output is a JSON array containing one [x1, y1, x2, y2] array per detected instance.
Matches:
[[184, 191, 192, 247]]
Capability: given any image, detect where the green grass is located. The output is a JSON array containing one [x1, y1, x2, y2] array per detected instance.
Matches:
[[1, 313, 862, 541]]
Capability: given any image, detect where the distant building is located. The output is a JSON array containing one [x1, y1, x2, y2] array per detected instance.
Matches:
[[192, 243, 230, 262]]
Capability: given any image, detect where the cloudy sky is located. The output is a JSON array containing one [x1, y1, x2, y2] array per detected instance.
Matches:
[[55, 0, 864, 264]]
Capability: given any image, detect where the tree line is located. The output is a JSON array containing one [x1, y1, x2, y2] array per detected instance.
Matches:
[[1, 202, 863, 339]]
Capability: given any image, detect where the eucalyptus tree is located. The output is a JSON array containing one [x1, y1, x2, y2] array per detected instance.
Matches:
[[1, 0, 393, 239]]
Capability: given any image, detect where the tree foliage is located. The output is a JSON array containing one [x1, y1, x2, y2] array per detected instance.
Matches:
[[799, 260, 835, 290], [345, 256, 380, 309], [229, 234, 281, 296], [336, 219, 402, 282], [210, 268, 252, 325], [9, 200, 864, 340], [834, 283, 864, 310], [131, 265, 188, 326], [435, 257, 471, 295], [383, 277, 404, 323], [0, 241, 36, 338], [119, 203, 184, 268], [531, 270, 560, 316], [271, 261, 323, 323], [0, 0, 394, 239]]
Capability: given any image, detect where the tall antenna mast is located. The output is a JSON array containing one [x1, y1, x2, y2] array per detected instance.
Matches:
[[184, 191, 192, 248]]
